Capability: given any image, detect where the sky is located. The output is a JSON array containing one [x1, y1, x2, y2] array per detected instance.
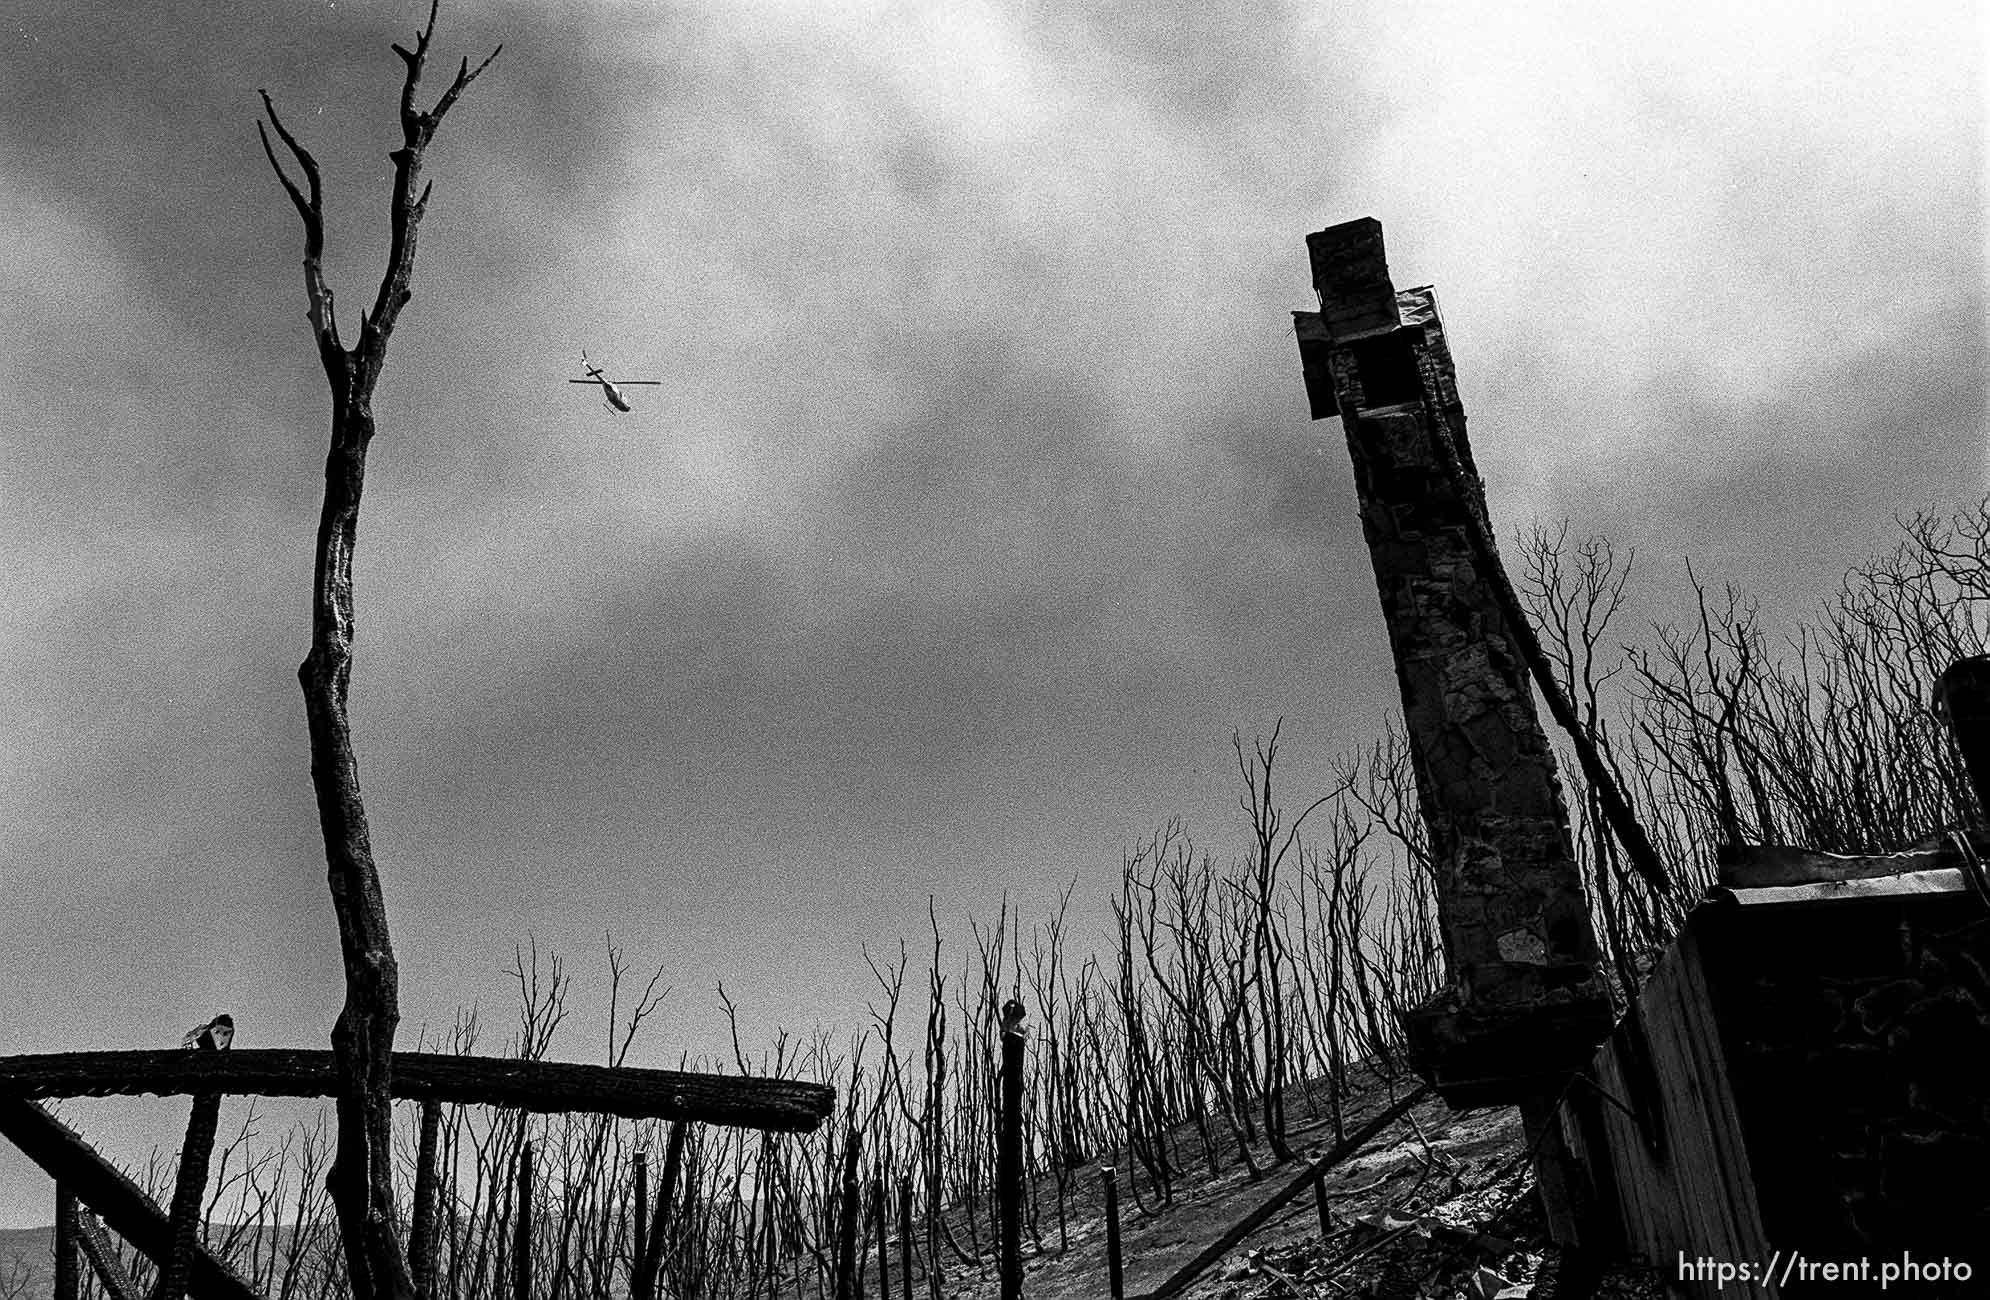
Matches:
[[2, 0, 1983, 1229]]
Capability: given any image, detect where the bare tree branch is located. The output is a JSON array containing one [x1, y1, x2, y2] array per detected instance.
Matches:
[[256, 91, 343, 368], [253, 6, 498, 1299]]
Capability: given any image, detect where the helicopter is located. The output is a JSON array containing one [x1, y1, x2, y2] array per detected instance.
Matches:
[[568, 353, 662, 412]]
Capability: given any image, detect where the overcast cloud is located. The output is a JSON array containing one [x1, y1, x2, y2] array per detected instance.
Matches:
[[1, 0, 1982, 1226]]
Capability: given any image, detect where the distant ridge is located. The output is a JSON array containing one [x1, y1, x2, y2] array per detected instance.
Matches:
[[0, 1225, 52, 1300], [0, 1222, 305, 1300]]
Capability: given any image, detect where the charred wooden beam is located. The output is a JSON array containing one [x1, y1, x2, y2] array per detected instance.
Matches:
[[71, 1199, 144, 1300], [0, 1051, 834, 1132], [1717, 838, 1987, 891], [0, 1100, 263, 1300]]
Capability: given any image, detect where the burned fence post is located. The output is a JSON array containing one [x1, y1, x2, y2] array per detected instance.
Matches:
[[157, 1091, 223, 1300], [834, 1125, 863, 1300], [54, 1185, 79, 1300], [513, 1141, 534, 1300], [634, 1119, 686, 1300], [1312, 1168, 1332, 1238], [997, 999, 1026, 1300], [1101, 1166, 1124, 1300], [410, 1099, 442, 1300], [631, 1148, 649, 1300], [873, 1176, 891, 1300], [898, 1177, 915, 1300], [1292, 217, 1615, 1108]]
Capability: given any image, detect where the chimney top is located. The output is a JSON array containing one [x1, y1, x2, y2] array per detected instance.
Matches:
[[1305, 217, 1400, 341]]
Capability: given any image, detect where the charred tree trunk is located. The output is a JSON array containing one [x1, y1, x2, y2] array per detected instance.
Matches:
[[996, 1001, 1026, 1300], [257, 6, 498, 1298]]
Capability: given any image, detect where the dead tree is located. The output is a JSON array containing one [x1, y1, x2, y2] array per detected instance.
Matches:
[[256, 4, 499, 1297]]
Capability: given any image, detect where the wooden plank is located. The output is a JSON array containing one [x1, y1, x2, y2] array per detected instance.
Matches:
[[1666, 922, 1772, 1280], [1588, 1047, 1674, 1260], [1569, 916, 1776, 1299], [0, 1099, 263, 1300], [1632, 928, 1740, 1284], [0, 1050, 834, 1132]]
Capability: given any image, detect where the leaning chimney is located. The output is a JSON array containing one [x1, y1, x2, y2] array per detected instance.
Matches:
[[1295, 218, 1614, 1106]]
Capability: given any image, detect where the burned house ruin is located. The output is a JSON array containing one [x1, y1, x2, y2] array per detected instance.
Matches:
[[1296, 217, 1990, 1296]]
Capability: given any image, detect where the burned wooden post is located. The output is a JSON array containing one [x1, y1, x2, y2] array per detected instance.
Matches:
[[156, 1092, 223, 1300], [631, 1148, 649, 1297], [512, 1142, 534, 1300], [54, 1185, 79, 1300], [996, 999, 1026, 1300], [872, 1176, 890, 1300], [409, 1100, 442, 1300], [1292, 217, 1615, 1107], [1100, 1166, 1124, 1300], [632, 1120, 686, 1300], [833, 1125, 862, 1300], [897, 1177, 915, 1300]]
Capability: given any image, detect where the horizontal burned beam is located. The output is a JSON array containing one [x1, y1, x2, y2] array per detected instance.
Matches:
[[0, 1051, 835, 1133], [1716, 833, 1990, 891], [0, 1099, 262, 1300]]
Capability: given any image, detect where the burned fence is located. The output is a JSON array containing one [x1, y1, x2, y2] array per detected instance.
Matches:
[[0, 1050, 833, 1131], [0, 1049, 834, 1300]]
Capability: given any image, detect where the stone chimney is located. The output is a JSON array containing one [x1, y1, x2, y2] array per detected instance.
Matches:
[[1295, 217, 1614, 1106]]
